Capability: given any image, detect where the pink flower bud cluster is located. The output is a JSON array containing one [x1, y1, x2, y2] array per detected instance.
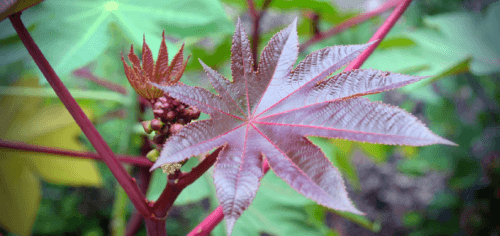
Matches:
[[143, 94, 200, 148]]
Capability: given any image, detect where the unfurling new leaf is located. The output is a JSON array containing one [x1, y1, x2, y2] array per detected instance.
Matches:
[[122, 32, 189, 99], [151, 18, 456, 235]]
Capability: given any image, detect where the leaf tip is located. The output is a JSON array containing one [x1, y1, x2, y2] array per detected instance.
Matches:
[[438, 137, 458, 146], [225, 217, 236, 236], [291, 17, 298, 26]]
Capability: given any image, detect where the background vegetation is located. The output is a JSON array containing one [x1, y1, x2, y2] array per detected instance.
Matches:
[[0, 0, 499, 235]]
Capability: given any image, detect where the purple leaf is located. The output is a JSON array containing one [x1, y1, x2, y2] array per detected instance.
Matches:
[[213, 128, 263, 235], [152, 18, 455, 235]]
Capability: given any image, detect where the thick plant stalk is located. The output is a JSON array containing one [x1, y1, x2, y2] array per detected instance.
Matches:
[[8, 13, 152, 217], [246, 0, 271, 69], [152, 147, 223, 215], [73, 67, 128, 95], [299, 0, 401, 52], [133, 148, 223, 234], [188, 0, 414, 234], [247, 0, 261, 70], [145, 219, 167, 236], [187, 207, 224, 236], [126, 167, 152, 236], [176, 147, 223, 187], [126, 211, 144, 236], [344, 0, 413, 71], [0, 139, 153, 166]]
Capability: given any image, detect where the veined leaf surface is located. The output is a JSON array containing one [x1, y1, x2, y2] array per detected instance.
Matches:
[[153, 18, 455, 235]]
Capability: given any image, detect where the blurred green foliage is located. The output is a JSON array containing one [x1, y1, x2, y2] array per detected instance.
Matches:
[[1, 0, 499, 235]]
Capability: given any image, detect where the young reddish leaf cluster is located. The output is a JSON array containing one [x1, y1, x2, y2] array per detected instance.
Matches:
[[150, 18, 455, 235], [122, 32, 190, 99]]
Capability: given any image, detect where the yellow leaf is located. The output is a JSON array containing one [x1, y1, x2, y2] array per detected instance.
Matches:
[[358, 142, 387, 163], [6, 104, 82, 141], [27, 122, 103, 186], [397, 146, 418, 159], [0, 77, 103, 234], [332, 139, 353, 154], [0, 157, 41, 236], [0, 78, 41, 134]]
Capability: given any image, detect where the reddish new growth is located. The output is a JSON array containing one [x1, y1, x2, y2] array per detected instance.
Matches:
[[122, 32, 199, 173], [151, 18, 456, 235], [122, 32, 190, 100]]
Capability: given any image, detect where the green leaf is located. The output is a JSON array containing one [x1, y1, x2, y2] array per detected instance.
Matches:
[[186, 37, 231, 71], [377, 36, 416, 49], [146, 157, 215, 204], [176, 158, 215, 205], [403, 211, 424, 227], [423, 10, 500, 75], [333, 209, 381, 232], [309, 137, 361, 190], [145, 169, 165, 201], [226, 171, 320, 236], [0, 0, 233, 79], [428, 192, 459, 210], [449, 156, 481, 190], [364, 42, 464, 96], [358, 142, 389, 163], [266, 0, 353, 24], [397, 159, 431, 176], [0, 86, 131, 104], [304, 204, 327, 230], [221, 0, 353, 24], [362, 15, 498, 96]]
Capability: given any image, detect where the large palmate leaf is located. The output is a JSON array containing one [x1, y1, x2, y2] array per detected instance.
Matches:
[[0, 0, 233, 78], [152, 19, 455, 235]]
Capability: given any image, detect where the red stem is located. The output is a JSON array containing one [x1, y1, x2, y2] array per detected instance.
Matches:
[[144, 218, 167, 236], [247, 0, 261, 70], [126, 167, 153, 236], [177, 147, 222, 187], [8, 13, 152, 217], [299, 0, 401, 52], [153, 173, 183, 218], [188, 0, 413, 234], [152, 147, 223, 215], [187, 206, 224, 236], [73, 67, 128, 95], [0, 139, 152, 167], [126, 93, 156, 236], [125, 212, 144, 236], [344, 0, 413, 71], [309, 12, 321, 36]]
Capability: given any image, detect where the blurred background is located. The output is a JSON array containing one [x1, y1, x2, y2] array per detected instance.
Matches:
[[0, 0, 499, 235]]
